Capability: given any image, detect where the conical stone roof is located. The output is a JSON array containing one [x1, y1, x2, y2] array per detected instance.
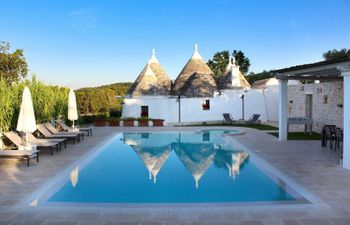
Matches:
[[127, 49, 172, 97], [251, 78, 279, 89], [217, 57, 250, 90], [179, 72, 218, 97], [172, 44, 214, 95]]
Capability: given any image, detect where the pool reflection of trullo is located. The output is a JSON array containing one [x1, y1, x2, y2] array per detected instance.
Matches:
[[123, 131, 249, 189]]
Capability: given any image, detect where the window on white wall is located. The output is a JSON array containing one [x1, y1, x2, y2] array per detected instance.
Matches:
[[202, 99, 210, 110], [141, 106, 149, 117], [323, 95, 328, 104]]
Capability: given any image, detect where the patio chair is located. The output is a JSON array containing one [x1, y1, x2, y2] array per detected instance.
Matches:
[[37, 124, 80, 144], [27, 133, 67, 149], [0, 149, 39, 167], [223, 113, 237, 124], [322, 125, 336, 150], [44, 122, 84, 140], [4, 132, 60, 156], [246, 114, 261, 124], [334, 128, 343, 150], [56, 120, 92, 136]]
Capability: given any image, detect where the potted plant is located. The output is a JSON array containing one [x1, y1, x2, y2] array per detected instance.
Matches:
[[123, 117, 135, 127], [94, 120, 105, 127], [152, 119, 164, 127], [94, 113, 107, 127], [109, 118, 120, 127], [137, 117, 149, 127]]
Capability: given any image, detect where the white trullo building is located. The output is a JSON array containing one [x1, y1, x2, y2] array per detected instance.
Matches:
[[122, 44, 297, 124]]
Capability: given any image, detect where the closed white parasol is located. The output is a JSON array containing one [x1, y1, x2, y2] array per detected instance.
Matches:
[[16, 87, 36, 146], [68, 89, 78, 129]]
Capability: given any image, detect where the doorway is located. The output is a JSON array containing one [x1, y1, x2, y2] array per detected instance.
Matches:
[[305, 94, 313, 131]]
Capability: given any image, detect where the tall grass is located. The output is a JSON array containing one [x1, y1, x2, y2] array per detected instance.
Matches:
[[0, 76, 69, 132], [0, 79, 15, 132]]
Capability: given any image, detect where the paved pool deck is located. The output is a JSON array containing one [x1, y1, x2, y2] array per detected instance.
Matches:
[[0, 126, 349, 225]]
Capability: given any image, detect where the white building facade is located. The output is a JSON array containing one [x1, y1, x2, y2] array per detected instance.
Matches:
[[122, 45, 298, 125]]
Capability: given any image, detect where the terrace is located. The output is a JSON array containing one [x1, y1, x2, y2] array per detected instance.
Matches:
[[0, 126, 349, 225], [275, 58, 350, 170]]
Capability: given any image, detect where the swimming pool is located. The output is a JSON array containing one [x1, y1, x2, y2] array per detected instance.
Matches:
[[39, 130, 306, 205]]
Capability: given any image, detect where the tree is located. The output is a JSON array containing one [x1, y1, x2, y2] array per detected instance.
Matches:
[[207, 50, 250, 80], [75, 82, 132, 117], [323, 48, 350, 61], [0, 42, 28, 84], [245, 70, 274, 85], [232, 50, 250, 75], [207, 51, 230, 80]]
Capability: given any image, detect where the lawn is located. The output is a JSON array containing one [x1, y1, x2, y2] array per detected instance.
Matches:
[[268, 132, 322, 140], [181, 123, 278, 130]]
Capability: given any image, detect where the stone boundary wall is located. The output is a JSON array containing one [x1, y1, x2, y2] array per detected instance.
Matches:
[[288, 81, 343, 133]]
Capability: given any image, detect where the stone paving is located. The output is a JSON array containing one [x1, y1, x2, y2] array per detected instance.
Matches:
[[0, 126, 349, 225]]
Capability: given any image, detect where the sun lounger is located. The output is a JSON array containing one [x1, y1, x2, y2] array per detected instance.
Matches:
[[246, 114, 261, 124], [27, 133, 67, 149], [44, 123, 84, 140], [0, 149, 39, 167], [56, 120, 93, 136], [223, 113, 237, 124], [36, 124, 80, 144], [4, 132, 59, 156]]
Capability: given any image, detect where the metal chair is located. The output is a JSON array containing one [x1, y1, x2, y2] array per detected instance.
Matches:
[[334, 128, 343, 151], [322, 125, 336, 150]]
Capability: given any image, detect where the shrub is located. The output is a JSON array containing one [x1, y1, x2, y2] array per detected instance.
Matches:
[[137, 117, 150, 121], [77, 115, 97, 125]]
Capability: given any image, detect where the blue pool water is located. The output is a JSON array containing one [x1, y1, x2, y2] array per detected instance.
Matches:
[[48, 130, 295, 203]]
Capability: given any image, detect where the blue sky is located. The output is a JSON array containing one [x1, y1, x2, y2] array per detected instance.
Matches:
[[1, 0, 349, 89]]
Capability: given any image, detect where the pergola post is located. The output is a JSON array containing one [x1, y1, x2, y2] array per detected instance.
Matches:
[[278, 79, 288, 141], [342, 71, 350, 169]]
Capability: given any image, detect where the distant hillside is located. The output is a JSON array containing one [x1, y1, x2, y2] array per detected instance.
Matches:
[[77, 82, 132, 96], [75, 82, 132, 117]]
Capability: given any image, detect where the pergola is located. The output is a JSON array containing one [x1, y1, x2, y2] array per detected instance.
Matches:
[[275, 58, 350, 169]]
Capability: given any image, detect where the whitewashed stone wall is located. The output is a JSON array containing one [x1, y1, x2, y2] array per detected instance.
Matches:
[[121, 82, 299, 125], [122, 88, 281, 124], [288, 81, 343, 133]]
